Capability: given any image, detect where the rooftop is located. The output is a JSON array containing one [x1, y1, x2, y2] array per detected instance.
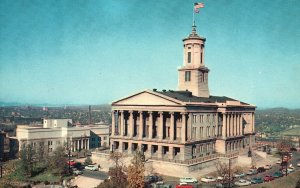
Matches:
[[153, 89, 250, 105]]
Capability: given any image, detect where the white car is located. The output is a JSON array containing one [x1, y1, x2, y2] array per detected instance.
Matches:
[[276, 160, 282, 164], [179, 177, 198, 183], [85, 165, 98, 171], [201, 176, 216, 183], [264, 165, 272, 170], [234, 179, 252, 186], [297, 162, 300, 167]]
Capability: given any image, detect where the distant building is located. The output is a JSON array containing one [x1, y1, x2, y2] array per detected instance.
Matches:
[[16, 119, 110, 154], [0, 131, 10, 161]]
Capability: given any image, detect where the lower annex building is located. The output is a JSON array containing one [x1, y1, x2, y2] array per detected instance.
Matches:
[[110, 24, 256, 162]]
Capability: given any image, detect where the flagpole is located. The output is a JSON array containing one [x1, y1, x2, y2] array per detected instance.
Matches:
[[193, 5, 195, 26]]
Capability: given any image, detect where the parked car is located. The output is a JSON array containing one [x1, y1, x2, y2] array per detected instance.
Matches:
[[290, 147, 297, 151], [84, 165, 98, 171], [152, 181, 172, 188], [246, 169, 258, 175], [73, 169, 83, 175], [276, 160, 282, 164], [234, 179, 251, 186], [251, 177, 264, 184], [201, 176, 216, 183], [297, 162, 300, 167], [151, 175, 163, 182], [179, 177, 198, 183], [176, 183, 194, 188], [233, 172, 246, 178], [145, 176, 154, 184], [263, 175, 274, 182], [273, 171, 283, 178], [67, 160, 76, 166], [257, 167, 266, 173], [264, 164, 272, 170]]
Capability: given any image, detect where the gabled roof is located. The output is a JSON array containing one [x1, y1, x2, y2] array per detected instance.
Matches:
[[112, 89, 253, 107]]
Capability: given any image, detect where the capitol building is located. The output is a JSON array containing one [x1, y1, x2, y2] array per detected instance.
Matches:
[[109, 23, 256, 174]]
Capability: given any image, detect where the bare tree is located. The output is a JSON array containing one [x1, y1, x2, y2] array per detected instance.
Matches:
[[127, 150, 145, 188], [107, 152, 127, 188], [214, 160, 233, 185]]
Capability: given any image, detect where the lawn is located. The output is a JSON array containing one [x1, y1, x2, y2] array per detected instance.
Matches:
[[247, 170, 300, 188]]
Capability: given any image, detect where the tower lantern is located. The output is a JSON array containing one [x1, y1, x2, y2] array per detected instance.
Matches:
[[177, 24, 210, 98]]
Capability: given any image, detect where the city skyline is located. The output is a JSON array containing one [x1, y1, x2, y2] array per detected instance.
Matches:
[[0, 0, 299, 108]]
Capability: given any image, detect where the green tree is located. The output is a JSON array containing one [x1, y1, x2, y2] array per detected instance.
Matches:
[[47, 146, 67, 176], [84, 156, 93, 165], [19, 144, 35, 177], [127, 150, 145, 188]]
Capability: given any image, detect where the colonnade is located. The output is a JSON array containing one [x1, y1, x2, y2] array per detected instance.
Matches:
[[111, 110, 187, 143], [70, 138, 89, 152], [221, 113, 243, 138]]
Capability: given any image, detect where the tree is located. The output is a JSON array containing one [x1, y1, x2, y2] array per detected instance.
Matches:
[[214, 160, 233, 185], [47, 146, 67, 176], [98, 152, 127, 188], [19, 144, 35, 177], [84, 156, 93, 165], [127, 150, 145, 188]]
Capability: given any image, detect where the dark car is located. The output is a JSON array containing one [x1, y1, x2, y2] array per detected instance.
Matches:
[[290, 147, 297, 151], [151, 175, 163, 182], [251, 177, 264, 184], [273, 171, 283, 178], [263, 175, 274, 182], [257, 167, 266, 173]]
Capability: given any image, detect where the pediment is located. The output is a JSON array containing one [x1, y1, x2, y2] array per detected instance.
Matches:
[[113, 91, 182, 106]]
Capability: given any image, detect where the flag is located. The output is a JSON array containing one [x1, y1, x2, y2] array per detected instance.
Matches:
[[194, 2, 205, 9], [194, 2, 204, 13]]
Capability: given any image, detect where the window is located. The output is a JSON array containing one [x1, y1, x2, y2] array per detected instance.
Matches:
[[48, 141, 52, 146], [193, 115, 197, 123], [187, 52, 191, 63], [104, 136, 107, 140], [185, 71, 191, 82]]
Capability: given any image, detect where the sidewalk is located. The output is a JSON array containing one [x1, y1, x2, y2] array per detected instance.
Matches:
[[72, 176, 103, 188]]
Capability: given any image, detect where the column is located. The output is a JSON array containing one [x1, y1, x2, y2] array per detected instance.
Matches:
[[111, 110, 115, 136], [159, 112, 164, 140], [76, 140, 79, 150], [188, 113, 192, 140], [229, 114, 233, 136], [233, 114, 236, 136], [252, 113, 255, 132], [120, 110, 124, 136], [129, 111, 134, 138], [226, 114, 230, 137], [181, 113, 186, 143], [139, 111, 143, 139], [222, 113, 226, 138], [170, 112, 174, 141], [149, 112, 153, 139], [239, 114, 243, 135]]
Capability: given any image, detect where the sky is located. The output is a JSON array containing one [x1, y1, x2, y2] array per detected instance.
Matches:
[[0, 0, 299, 108]]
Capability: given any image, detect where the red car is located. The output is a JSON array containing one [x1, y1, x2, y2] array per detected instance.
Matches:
[[67, 160, 76, 166], [263, 175, 274, 182]]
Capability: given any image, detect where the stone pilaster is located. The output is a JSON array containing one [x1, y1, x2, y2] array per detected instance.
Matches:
[[222, 113, 226, 138], [129, 111, 134, 138], [226, 114, 230, 137], [169, 146, 174, 160]]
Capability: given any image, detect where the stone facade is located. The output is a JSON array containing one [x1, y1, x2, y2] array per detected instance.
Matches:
[[110, 25, 256, 163]]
